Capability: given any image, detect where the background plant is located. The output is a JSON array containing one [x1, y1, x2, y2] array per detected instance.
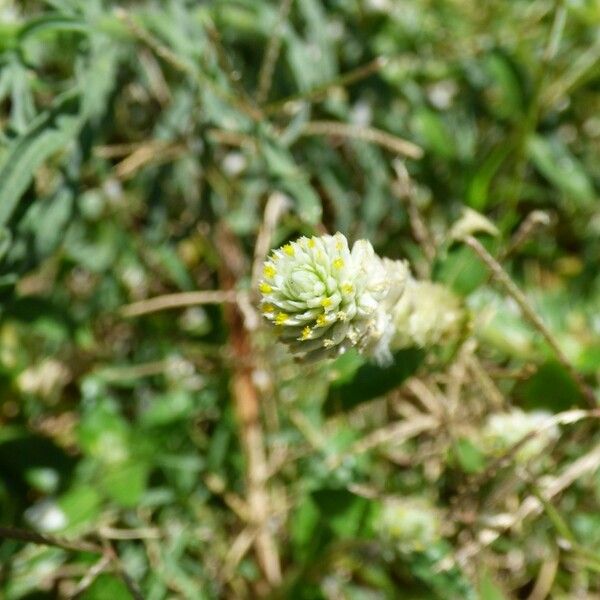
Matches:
[[0, 0, 599, 598]]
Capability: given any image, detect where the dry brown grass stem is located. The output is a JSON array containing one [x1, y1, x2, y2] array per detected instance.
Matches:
[[527, 553, 559, 600], [217, 226, 282, 586], [0, 526, 102, 554], [344, 415, 438, 459], [223, 527, 257, 582], [0, 527, 143, 599], [114, 142, 186, 180], [466, 355, 505, 411], [265, 56, 389, 114], [465, 441, 600, 564], [392, 159, 437, 269], [252, 192, 292, 288], [464, 235, 596, 408], [207, 128, 258, 149], [501, 210, 552, 260], [120, 290, 240, 318], [67, 554, 112, 598], [300, 120, 424, 159], [95, 141, 162, 159]]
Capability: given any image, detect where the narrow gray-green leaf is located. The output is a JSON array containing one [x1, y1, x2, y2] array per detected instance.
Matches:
[[0, 90, 82, 227]]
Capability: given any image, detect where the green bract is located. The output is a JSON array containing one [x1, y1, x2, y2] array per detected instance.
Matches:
[[259, 233, 407, 362]]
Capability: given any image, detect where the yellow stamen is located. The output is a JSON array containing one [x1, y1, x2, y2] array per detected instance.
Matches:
[[275, 313, 289, 325], [333, 258, 344, 269], [263, 264, 276, 278], [283, 243, 295, 256], [337, 311, 347, 321], [262, 303, 275, 314], [301, 326, 311, 340], [321, 298, 332, 308], [342, 283, 353, 294], [323, 338, 334, 348], [259, 282, 272, 294], [316, 314, 328, 327], [307, 238, 316, 248]]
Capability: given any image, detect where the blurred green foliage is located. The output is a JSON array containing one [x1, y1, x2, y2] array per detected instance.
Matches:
[[0, 0, 599, 598]]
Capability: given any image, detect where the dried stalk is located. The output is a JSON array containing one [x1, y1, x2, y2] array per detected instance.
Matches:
[[67, 554, 112, 598], [120, 290, 239, 318], [391, 159, 436, 269], [0, 527, 143, 599], [458, 440, 600, 566], [463, 235, 596, 408], [500, 210, 552, 260], [252, 192, 292, 288], [114, 142, 187, 180], [265, 56, 388, 114], [300, 120, 423, 159], [217, 225, 282, 586], [0, 526, 102, 554]]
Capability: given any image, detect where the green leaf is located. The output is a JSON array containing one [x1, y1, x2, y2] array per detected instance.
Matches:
[[411, 108, 456, 159], [140, 390, 194, 426], [78, 400, 131, 464], [0, 227, 12, 262], [482, 52, 525, 121], [101, 460, 149, 507], [324, 348, 423, 414], [18, 14, 90, 42], [466, 145, 512, 210], [0, 89, 82, 227], [453, 438, 486, 474], [432, 237, 499, 296], [528, 135, 595, 207], [20, 187, 74, 257], [311, 488, 373, 538], [57, 485, 102, 532], [478, 571, 507, 600], [80, 574, 134, 600], [516, 360, 585, 412]]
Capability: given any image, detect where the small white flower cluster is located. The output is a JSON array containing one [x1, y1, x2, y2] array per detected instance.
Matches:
[[480, 408, 559, 462], [391, 277, 466, 349], [259, 233, 407, 362], [377, 497, 442, 552], [259, 233, 464, 363]]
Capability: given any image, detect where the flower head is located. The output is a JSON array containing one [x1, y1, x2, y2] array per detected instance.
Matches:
[[391, 277, 465, 349], [259, 233, 407, 362]]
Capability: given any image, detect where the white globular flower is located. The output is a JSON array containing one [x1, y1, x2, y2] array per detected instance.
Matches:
[[480, 408, 559, 462], [391, 276, 466, 350], [377, 497, 443, 553], [259, 232, 407, 362]]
